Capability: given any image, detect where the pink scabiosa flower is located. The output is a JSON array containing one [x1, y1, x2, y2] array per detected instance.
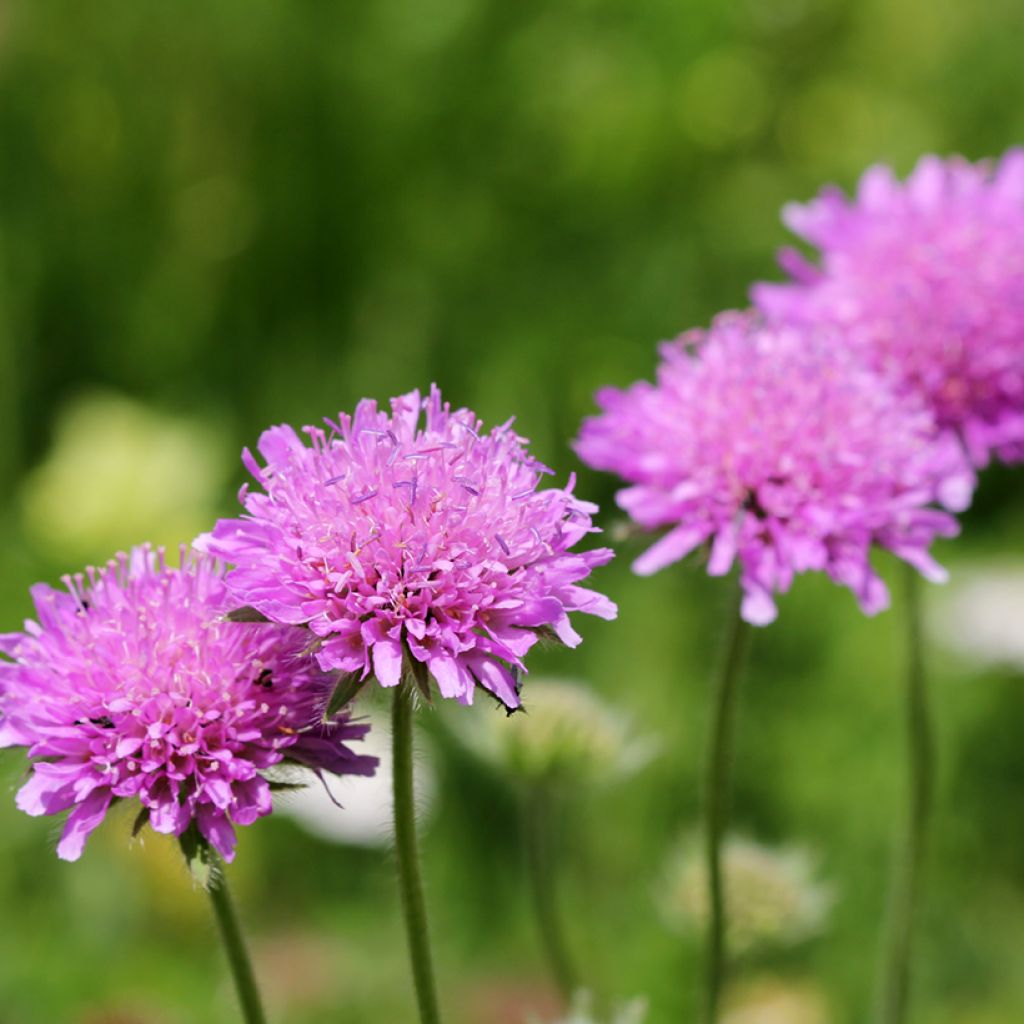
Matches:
[[575, 313, 972, 625], [197, 387, 616, 710], [0, 546, 377, 862], [753, 150, 1024, 468]]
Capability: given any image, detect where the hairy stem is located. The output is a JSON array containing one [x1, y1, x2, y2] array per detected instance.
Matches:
[[877, 565, 934, 1024], [703, 584, 751, 1024], [206, 863, 268, 1024], [393, 679, 443, 1024]]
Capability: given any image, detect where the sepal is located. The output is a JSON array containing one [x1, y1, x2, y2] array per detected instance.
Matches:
[[322, 672, 366, 722], [404, 651, 433, 705], [179, 824, 218, 891]]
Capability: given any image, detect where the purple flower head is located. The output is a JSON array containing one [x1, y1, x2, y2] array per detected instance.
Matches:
[[753, 150, 1024, 468], [0, 547, 378, 863], [197, 387, 616, 709], [575, 313, 972, 625]]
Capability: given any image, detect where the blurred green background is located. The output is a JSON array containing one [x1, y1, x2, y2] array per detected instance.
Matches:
[[1, 0, 1024, 1021]]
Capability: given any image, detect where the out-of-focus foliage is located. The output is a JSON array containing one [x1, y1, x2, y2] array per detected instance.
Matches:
[[0, 1, 1023, 1022]]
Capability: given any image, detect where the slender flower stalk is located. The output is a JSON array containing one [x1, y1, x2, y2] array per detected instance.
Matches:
[[877, 566, 934, 1024], [206, 859, 269, 1024], [703, 584, 751, 1024], [393, 678, 442, 1024], [523, 784, 580, 1003]]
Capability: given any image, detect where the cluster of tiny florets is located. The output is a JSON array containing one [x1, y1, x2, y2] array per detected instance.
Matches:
[[754, 151, 1024, 467], [199, 386, 616, 708], [576, 313, 970, 624], [0, 547, 377, 861]]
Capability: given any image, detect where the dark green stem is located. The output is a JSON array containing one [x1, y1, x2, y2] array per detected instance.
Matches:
[[393, 679, 443, 1024], [523, 784, 579, 1003], [207, 862, 268, 1024], [703, 584, 751, 1024], [877, 565, 934, 1024]]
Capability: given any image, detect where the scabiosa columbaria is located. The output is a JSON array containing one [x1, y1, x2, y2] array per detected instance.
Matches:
[[576, 313, 972, 625], [198, 386, 616, 709], [0, 546, 377, 862], [753, 151, 1024, 468]]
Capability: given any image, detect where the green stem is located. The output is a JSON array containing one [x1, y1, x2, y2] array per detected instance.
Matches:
[[207, 862, 268, 1024], [523, 785, 579, 1004], [393, 679, 443, 1024], [703, 584, 751, 1024], [877, 565, 934, 1024]]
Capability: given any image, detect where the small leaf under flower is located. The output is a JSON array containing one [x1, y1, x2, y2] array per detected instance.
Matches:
[[224, 606, 271, 624], [179, 825, 217, 891], [322, 672, 366, 722]]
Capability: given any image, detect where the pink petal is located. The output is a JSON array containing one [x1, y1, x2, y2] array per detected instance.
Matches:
[[372, 638, 404, 688], [56, 788, 113, 861], [633, 524, 711, 576]]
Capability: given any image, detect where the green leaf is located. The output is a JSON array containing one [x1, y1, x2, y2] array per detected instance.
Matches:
[[132, 806, 150, 838], [224, 606, 271, 623], [267, 778, 309, 793], [322, 671, 365, 722], [179, 825, 216, 891]]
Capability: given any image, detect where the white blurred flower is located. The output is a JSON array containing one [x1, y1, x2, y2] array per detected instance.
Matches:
[[275, 709, 435, 847], [529, 990, 648, 1024], [723, 976, 831, 1024], [451, 679, 653, 790], [20, 390, 228, 563], [930, 561, 1024, 670], [663, 834, 834, 956]]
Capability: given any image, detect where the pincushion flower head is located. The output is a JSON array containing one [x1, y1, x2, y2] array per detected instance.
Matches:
[[198, 386, 616, 710], [0, 546, 378, 862], [576, 313, 972, 625], [753, 150, 1024, 468]]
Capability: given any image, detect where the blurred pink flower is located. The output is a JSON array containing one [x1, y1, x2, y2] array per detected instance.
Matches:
[[754, 150, 1024, 468], [576, 313, 970, 625], [0, 547, 377, 862], [198, 387, 615, 709]]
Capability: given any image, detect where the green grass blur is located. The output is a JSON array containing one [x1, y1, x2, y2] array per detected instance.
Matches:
[[1, 1, 1024, 1022]]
